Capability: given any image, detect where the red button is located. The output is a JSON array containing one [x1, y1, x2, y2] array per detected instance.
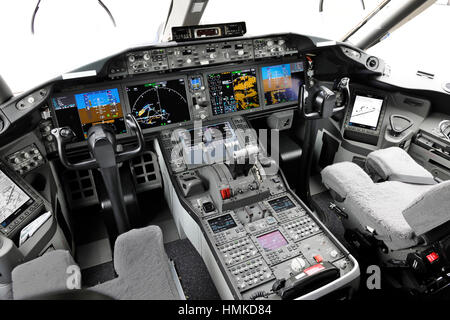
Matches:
[[313, 255, 323, 263], [220, 188, 230, 200], [426, 252, 439, 263]]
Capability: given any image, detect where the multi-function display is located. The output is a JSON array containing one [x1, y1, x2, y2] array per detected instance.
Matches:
[[268, 196, 296, 213], [257, 230, 288, 251], [208, 68, 260, 116], [208, 214, 237, 233]]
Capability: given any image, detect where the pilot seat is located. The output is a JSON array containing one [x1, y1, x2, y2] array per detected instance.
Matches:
[[10, 225, 182, 300]]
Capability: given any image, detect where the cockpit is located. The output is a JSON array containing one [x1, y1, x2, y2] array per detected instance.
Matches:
[[0, 0, 449, 302]]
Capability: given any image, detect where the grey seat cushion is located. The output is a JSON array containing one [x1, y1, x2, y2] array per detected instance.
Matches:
[[322, 162, 433, 250], [366, 147, 436, 185], [12, 250, 78, 300], [91, 225, 180, 300]]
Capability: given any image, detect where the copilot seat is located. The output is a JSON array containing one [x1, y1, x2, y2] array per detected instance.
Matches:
[[320, 147, 450, 256]]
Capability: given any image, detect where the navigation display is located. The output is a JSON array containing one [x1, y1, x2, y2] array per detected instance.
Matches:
[[262, 62, 304, 106], [0, 169, 33, 227], [257, 230, 288, 251], [208, 68, 260, 116], [52, 88, 126, 141], [208, 214, 237, 233], [126, 78, 190, 129], [348, 94, 384, 130], [268, 196, 296, 213]]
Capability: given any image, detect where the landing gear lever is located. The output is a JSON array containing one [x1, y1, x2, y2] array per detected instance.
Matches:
[[51, 114, 144, 234]]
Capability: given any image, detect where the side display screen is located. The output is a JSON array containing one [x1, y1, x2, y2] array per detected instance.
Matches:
[[208, 214, 237, 233], [257, 230, 288, 251], [208, 68, 260, 116], [126, 78, 190, 129], [262, 62, 304, 106], [348, 94, 384, 130], [0, 169, 33, 227], [52, 88, 126, 141], [268, 196, 296, 213]]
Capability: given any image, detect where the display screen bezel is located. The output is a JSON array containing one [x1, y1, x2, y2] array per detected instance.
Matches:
[[0, 168, 35, 228], [257, 230, 288, 251], [50, 85, 131, 144], [259, 60, 306, 108], [268, 195, 296, 213], [207, 213, 237, 234], [124, 76, 192, 131], [346, 91, 386, 132], [122, 74, 193, 134], [206, 67, 261, 117]]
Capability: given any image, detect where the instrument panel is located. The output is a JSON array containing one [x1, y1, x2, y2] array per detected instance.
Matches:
[[49, 58, 306, 145]]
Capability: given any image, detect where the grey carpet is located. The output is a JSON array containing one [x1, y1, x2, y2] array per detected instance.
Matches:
[[81, 262, 116, 288], [165, 239, 221, 300]]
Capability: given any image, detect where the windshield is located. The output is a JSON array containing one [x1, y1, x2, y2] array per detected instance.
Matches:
[[0, 0, 447, 95], [0, 0, 170, 94], [367, 1, 450, 81], [201, 0, 385, 39]]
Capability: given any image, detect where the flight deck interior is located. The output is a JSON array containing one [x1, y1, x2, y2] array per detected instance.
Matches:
[[0, 2, 450, 301]]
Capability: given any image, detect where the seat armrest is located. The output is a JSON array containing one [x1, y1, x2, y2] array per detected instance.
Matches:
[[321, 162, 373, 200], [366, 147, 436, 185], [403, 180, 450, 236]]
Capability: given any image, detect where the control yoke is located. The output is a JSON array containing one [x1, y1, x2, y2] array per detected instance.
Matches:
[[51, 114, 144, 234], [51, 114, 144, 170], [298, 77, 349, 120], [297, 78, 349, 201]]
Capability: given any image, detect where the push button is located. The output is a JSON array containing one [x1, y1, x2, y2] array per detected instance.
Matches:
[[313, 255, 323, 263]]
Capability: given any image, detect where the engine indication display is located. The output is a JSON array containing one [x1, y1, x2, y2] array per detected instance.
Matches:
[[262, 62, 304, 106], [52, 88, 126, 141], [208, 68, 260, 116], [126, 78, 190, 129]]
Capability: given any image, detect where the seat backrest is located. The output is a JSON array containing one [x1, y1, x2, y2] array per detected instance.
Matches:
[[403, 180, 450, 236]]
